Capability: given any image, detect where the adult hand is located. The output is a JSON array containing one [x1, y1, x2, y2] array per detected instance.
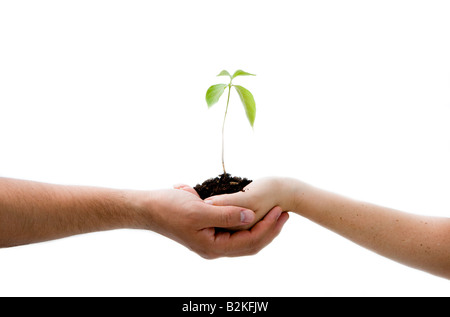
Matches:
[[0, 177, 288, 258], [160, 185, 288, 258]]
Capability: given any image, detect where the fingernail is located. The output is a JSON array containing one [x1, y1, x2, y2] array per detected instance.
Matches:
[[240, 209, 254, 224]]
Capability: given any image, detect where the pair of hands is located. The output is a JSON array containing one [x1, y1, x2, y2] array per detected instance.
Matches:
[[153, 178, 292, 259]]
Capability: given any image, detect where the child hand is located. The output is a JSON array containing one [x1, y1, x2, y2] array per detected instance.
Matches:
[[204, 177, 298, 230]]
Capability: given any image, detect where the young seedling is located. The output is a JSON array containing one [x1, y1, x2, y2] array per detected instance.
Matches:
[[205, 69, 256, 175]]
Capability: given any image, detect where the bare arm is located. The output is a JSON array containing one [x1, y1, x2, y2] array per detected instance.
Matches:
[[0, 177, 139, 247], [293, 180, 450, 279], [207, 177, 450, 279], [0, 177, 288, 258]]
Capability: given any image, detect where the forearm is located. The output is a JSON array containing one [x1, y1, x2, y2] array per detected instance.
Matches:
[[289, 180, 450, 279], [0, 178, 147, 248]]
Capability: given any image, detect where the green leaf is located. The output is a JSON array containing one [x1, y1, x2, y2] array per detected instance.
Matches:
[[233, 85, 256, 127], [217, 70, 231, 78], [206, 84, 228, 108], [232, 70, 256, 79]]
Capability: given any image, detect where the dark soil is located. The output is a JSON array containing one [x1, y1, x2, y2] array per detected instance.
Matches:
[[194, 173, 252, 200]]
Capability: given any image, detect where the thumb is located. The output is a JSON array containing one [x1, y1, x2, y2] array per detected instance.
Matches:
[[200, 203, 255, 229]]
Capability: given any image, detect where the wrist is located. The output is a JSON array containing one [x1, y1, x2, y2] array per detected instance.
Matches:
[[272, 177, 300, 211], [119, 189, 159, 231], [279, 178, 314, 214]]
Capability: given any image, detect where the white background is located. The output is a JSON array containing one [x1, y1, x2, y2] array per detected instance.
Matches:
[[1, 0, 450, 296]]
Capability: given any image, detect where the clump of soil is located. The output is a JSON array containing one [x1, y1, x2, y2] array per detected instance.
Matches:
[[194, 173, 252, 200]]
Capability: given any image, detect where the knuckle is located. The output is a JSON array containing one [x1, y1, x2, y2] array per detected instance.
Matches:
[[245, 239, 263, 256], [202, 253, 218, 260], [190, 239, 220, 260], [196, 247, 219, 260], [248, 245, 262, 256]]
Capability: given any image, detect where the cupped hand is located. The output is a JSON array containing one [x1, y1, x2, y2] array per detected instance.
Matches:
[[148, 186, 288, 259]]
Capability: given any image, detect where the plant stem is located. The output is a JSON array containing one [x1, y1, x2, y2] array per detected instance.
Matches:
[[222, 82, 232, 175]]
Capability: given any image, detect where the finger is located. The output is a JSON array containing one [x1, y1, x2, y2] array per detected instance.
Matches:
[[214, 206, 289, 257], [270, 212, 289, 240], [241, 208, 288, 256], [204, 190, 249, 208], [243, 205, 284, 244], [173, 184, 200, 197], [250, 208, 289, 246], [199, 203, 255, 229]]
